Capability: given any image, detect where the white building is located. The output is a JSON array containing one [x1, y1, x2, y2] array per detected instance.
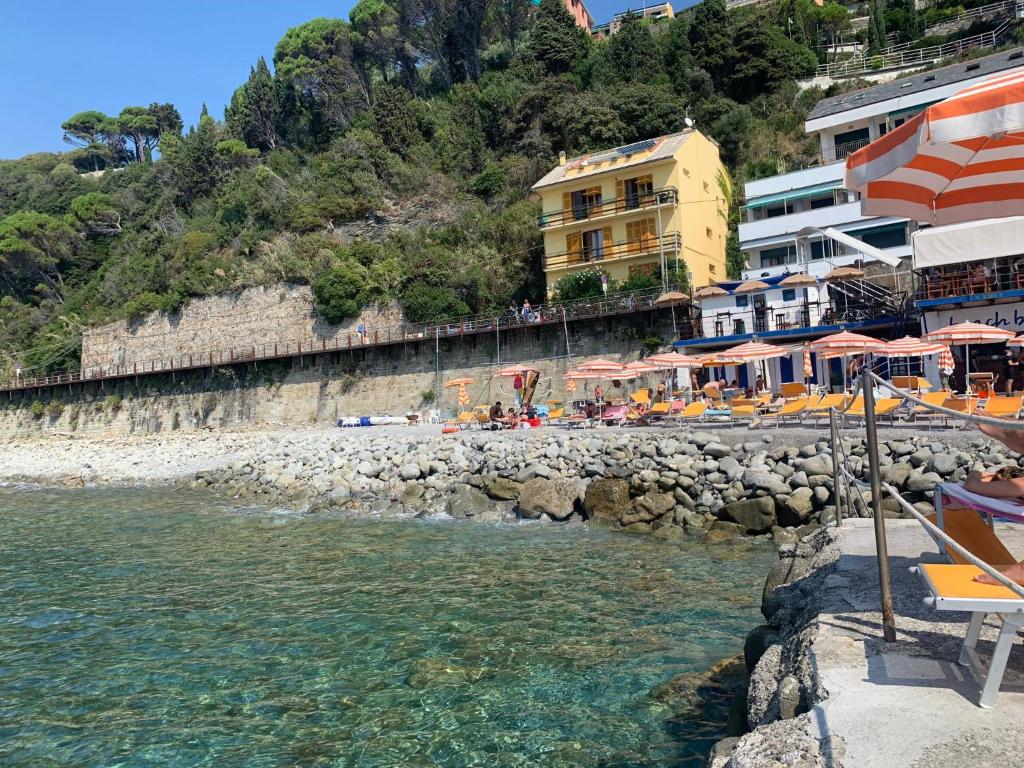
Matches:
[[739, 48, 1024, 281]]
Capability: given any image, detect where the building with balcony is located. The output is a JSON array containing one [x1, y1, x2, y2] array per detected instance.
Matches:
[[589, 2, 674, 37], [740, 47, 1024, 282], [532, 130, 728, 298]]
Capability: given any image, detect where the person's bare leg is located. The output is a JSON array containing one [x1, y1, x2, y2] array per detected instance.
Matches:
[[977, 420, 1024, 453], [974, 562, 1024, 586]]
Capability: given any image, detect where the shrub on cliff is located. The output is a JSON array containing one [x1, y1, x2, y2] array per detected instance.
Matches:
[[313, 261, 370, 324]]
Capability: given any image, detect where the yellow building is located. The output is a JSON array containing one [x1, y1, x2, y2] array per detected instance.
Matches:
[[532, 130, 729, 299]]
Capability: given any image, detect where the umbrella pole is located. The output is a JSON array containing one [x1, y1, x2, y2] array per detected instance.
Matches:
[[861, 353, 898, 643]]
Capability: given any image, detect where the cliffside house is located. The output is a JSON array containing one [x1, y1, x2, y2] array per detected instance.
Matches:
[[589, 3, 674, 38], [531, 129, 729, 299]]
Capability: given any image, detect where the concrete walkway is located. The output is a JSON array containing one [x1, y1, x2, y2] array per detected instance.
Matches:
[[810, 519, 1024, 767]]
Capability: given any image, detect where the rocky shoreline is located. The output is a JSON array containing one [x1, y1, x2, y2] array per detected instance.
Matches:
[[1, 425, 1019, 545]]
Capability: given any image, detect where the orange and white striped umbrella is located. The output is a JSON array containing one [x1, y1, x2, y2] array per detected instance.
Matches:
[[643, 351, 702, 368], [803, 348, 813, 379], [880, 336, 950, 357], [574, 358, 623, 373], [924, 321, 1015, 344], [845, 69, 1024, 225], [1006, 334, 1024, 347], [622, 361, 658, 375], [809, 331, 884, 357], [722, 340, 788, 361], [938, 345, 955, 371], [495, 364, 539, 377]]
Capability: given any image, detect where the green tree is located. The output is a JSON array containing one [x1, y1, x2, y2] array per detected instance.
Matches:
[[605, 83, 685, 143], [163, 114, 222, 204], [607, 13, 660, 83], [226, 57, 279, 151], [496, 0, 534, 51], [116, 107, 160, 163], [730, 20, 817, 101], [70, 193, 122, 236], [689, 0, 736, 91], [0, 211, 77, 301], [274, 18, 369, 147], [350, 0, 400, 84], [372, 83, 419, 154], [867, 0, 887, 53], [815, 2, 852, 58], [529, 0, 591, 76], [60, 111, 119, 170]]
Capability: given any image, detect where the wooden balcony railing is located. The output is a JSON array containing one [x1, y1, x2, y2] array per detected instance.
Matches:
[[543, 233, 681, 272], [538, 187, 677, 229]]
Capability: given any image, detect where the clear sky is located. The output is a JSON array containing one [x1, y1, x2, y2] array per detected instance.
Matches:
[[0, 1, 689, 160]]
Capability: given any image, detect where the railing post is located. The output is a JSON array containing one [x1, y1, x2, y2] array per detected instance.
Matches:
[[829, 408, 844, 527], [861, 355, 897, 643]]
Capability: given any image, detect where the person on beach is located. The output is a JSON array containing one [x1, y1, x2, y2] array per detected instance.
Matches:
[[1002, 348, 1018, 395], [594, 384, 603, 403], [489, 401, 505, 425], [507, 407, 519, 430], [965, 421, 1024, 585]]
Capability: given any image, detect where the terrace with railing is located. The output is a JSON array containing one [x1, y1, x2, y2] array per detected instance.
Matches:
[[543, 233, 681, 272], [814, 18, 1018, 79], [1, 286, 685, 393], [537, 187, 678, 229], [917, 259, 1024, 304]]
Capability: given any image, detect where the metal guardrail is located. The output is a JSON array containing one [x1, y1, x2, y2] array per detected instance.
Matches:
[[917, 261, 1024, 302], [543, 233, 681, 271], [924, 0, 1019, 36], [0, 287, 681, 393], [814, 19, 1016, 78], [538, 188, 678, 229]]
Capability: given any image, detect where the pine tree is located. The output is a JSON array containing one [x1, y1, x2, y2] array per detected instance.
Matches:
[[688, 0, 736, 91], [528, 0, 591, 76]]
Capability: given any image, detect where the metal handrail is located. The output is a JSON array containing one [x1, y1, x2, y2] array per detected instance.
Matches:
[[814, 20, 1014, 78], [538, 187, 678, 229], [543, 233, 681, 271], [0, 286, 682, 392]]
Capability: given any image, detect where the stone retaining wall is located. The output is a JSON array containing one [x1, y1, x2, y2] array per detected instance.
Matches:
[[80, 284, 402, 370]]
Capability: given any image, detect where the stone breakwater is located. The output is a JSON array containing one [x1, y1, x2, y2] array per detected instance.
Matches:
[[180, 427, 1021, 542], [1, 426, 1016, 543]]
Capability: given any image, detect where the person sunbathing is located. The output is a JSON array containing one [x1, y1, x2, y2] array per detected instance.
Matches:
[[963, 458, 1024, 585]]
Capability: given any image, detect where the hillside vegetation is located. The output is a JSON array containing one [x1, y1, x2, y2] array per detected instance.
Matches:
[[0, 0, 972, 377]]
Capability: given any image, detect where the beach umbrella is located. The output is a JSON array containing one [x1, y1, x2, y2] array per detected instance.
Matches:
[[443, 377, 476, 387], [495, 364, 538, 377], [644, 351, 702, 368], [735, 280, 770, 294], [810, 332, 884, 391], [723, 341, 788, 393], [925, 321, 1015, 392], [881, 336, 950, 380], [444, 377, 474, 408], [803, 348, 814, 385], [654, 291, 689, 306], [1007, 334, 1024, 347], [780, 273, 817, 287], [938, 345, 955, 389], [824, 266, 865, 281], [693, 285, 727, 299], [844, 69, 1024, 225], [575, 358, 624, 374]]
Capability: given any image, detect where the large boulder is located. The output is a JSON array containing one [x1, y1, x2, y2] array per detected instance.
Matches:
[[622, 491, 676, 525], [518, 477, 580, 521], [484, 476, 521, 501], [798, 454, 832, 477], [705, 520, 747, 542], [447, 484, 490, 519], [779, 487, 815, 527], [721, 496, 777, 533], [584, 478, 631, 524]]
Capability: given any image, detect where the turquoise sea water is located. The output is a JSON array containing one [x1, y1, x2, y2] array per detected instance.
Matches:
[[0, 486, 774, 768]]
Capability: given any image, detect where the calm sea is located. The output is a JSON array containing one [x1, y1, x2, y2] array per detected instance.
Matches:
[[0, 486, 774, 767]]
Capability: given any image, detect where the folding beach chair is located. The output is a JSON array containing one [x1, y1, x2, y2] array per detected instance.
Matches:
[[672, 401, 707, 425], [914, 564, 1024, 707], [980, 395, 1023, 420], [780, 382, 808, 400], [804, 393, 847, 424], [844, 397, 903, 426], [753, 397, 808, 428]]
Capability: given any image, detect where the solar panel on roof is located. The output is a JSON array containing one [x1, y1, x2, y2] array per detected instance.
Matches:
[[615, 138, 657, 157]]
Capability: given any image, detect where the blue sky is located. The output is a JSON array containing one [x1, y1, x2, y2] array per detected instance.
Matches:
[[0, 1, 688, 160]]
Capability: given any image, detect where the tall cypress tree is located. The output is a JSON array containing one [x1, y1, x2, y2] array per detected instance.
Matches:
[[226, 57, 279, 151]]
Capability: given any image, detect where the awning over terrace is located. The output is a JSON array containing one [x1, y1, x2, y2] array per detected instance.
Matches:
[[912, 215, 1024, 269]]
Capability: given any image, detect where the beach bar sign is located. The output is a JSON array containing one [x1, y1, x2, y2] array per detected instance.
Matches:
[[923, 301, 1024, 333]]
